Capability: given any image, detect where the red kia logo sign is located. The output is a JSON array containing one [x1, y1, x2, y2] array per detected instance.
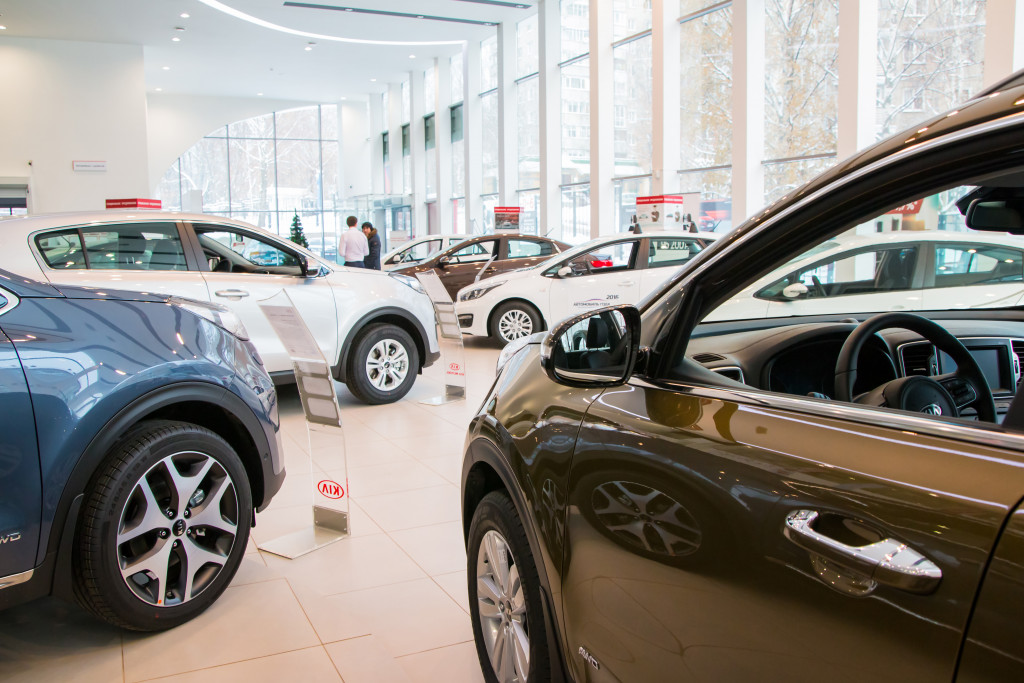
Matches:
[[449, 362, 461, 372], [317, 479, 345, 499]]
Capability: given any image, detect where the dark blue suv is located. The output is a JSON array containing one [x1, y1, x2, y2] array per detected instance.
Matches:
[[0, 269, 284, 631]]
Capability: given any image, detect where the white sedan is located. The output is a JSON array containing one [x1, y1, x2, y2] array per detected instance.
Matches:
[[1, 211, 440, 404], [706, 230, 1024, 322], [456, 231, 717, 344], [382, 234, 467, 271]]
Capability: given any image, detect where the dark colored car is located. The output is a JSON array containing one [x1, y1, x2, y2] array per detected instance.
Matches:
[[394, 233, 570, 300], [462, 70, 1024, 682], [0, 269, 284, 631]]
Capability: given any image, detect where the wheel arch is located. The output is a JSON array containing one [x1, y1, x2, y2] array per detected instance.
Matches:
[[47, 382, 271, 601], [487, 297, 547, 338], [334, 307, 430, 383]]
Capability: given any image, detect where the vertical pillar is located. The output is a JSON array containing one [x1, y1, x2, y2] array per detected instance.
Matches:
[[388, 82, 403, 197], [589, 0, 614, 239], [435, 56, 453, 233], [984, 0, 1024, 88], [464, 40, 483, 234], [368, 94, 385, 195], [731, 0, 765, 223], [409, 68, 427, 235], [652, 0, 681, 195], [538, 0, 561, 237], [837, 0, 877, 160], [497, 22, 518, 207]]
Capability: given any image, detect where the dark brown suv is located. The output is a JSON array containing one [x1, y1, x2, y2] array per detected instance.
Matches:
[[462, 69, 1024, 682], [393, 233, 569, 300]]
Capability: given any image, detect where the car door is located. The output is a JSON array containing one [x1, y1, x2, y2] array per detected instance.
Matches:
[[31, 221, 209, 301], [436, 239, 499, 299], [921, 241, 1024, 311], [496, 237, 561, 277], [638, 236, 709, 298], [547, 239, 640, 327], [0, 297, 41, 580], [190, 223, 339, 374]]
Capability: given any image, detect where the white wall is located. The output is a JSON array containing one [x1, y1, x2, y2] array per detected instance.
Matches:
[[338, 101, 372, 201], [0, 37, 150, 213], [146, 92, 314, 193]]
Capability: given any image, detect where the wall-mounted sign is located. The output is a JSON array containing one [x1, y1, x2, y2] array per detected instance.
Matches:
[[887, 199, 924, 215], [636, 194, 701, 232], [494, 207, 521, 232], [105, 198, 162, 210], [72, 160, 107, 172]]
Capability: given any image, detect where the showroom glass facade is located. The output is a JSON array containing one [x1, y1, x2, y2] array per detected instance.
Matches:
[[159, 0, 998, 250]]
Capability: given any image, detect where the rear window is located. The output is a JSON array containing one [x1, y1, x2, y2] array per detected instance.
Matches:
[[36, 230, 86, 269], [35, 224, 187, 271]]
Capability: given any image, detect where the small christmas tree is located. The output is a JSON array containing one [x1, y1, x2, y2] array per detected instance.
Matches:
[[289, 211, 309, 248]]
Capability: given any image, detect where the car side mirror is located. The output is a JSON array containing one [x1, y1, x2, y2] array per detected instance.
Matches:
[[298, 254, 322, 277], [540, 305, 641, 387], [438, 256, 451, 268], [557, 265, 573, 278], [782, 282, 809, 299], [207, 256, 221, 271]]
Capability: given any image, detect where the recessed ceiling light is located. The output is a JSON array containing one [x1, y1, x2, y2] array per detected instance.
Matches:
[[344, 7, 353, 10], [155, 87, 163, 92], [180, 12, 190, 18], [409, 54, 416, 59], [416, 15, 424, 19], [0, 25, 7, 30], [172, 36, 181, 42], [305, 41, 315, 50], [257, 92, 264, 96], [370, 78, 377, 82], [340, 96, 347, 100], [162, 66, 171, 70]]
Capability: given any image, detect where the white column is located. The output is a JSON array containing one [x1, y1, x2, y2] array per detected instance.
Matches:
[[984, 0, 1024, 88], [464, 40, 483, 234], [409, 68, 427, 235], [388, 82, 403, 197], [538, 0, 561, 237], [435, 56, 453, 233], [497, 22, 518, 206], [731, 0, 765, 224], [367, 95, 385, 195], [837, 0, 877, 161], [589, 0, 614, 239], [652, 0, 681, 195]]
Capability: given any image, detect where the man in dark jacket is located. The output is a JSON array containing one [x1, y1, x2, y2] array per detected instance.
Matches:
[[362, 222, 381, 270]]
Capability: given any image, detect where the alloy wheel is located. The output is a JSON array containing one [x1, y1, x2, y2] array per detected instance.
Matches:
[[476, 529, 530, 683], [116, 451, 239, 607], [498, 309, 534, 342], [364, 338, 410, 391]]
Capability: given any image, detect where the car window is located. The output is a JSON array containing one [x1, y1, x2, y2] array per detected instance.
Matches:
[[196, 227, 300, 273], [757, 245, 920, 300], [647, 238, 705, 269], [935, 245, 1024, 286], [558, 240, 637, 277], [507, 239, 555, 259], [35, 223, 187, 271], [450, 240, 497, 263]]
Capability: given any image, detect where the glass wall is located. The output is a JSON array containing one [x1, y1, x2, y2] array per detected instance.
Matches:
[[482, 35, 499, 92], [518, 75, 541, 190], [613, 0, 653, 40], [158, 105, 341, 259], [518, 14, 539, 78], [450, 52, 464, 104], [481, 92, 500, 195], [613, 35, 653, 178], [560, 185, 591, 245]]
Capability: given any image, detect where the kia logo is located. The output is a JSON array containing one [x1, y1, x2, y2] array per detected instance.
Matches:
[[449, 362, 461, 372], [317, 479, 345, 499], [921, 404, 942, 416]]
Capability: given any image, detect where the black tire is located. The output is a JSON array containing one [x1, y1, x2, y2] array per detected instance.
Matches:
[[73, 420, 251, 631], [468, 491, 550, 683], [490, 301, 542, 345], [345, 322, 419, 404]]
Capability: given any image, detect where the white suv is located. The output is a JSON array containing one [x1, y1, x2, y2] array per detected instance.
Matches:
[[0, 211, 440, 404]]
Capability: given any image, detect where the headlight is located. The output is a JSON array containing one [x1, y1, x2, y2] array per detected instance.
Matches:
[[389, 272, 425, 295], [496, 334, 531, 374], [169, 297, 250, 340], [459, 280, 507, 302]]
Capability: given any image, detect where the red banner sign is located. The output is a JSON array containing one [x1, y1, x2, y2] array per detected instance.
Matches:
[[887, 199, 923, 215], [106, 198, 162, 210]]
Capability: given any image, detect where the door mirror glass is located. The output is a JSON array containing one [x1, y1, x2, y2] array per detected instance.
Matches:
[[782, 282, 809, 299], [557, 265, 573, 278], [540, 305, 641, 387], [299, 254, 322, 277]]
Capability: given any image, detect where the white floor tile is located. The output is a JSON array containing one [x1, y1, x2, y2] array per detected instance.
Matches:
[[398, 641, 485, 683], [357, 484, 461, 532], [390, 521, 467, 576], [343, 459, 447, 498], [137, 646, 341, 682], [324, 636, 413, 683], [433, 570, 471, 615]]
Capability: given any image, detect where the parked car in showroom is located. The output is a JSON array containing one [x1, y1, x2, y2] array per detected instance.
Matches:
[[0, 212, 440, 404], [461, 70, 1024, 682], [0, 268, 283, 631], [382, 234, 467, 271], [393, 233, 571, 300], [456, 232, 717, 344]]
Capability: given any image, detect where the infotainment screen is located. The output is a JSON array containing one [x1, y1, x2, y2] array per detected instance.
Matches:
[[938, 345, 1014, 395]]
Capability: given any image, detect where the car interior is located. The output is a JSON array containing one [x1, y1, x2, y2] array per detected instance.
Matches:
[[195, 227, 304, 276]]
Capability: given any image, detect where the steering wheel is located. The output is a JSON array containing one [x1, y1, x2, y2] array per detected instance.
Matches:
[[834, 312, 997, 423]]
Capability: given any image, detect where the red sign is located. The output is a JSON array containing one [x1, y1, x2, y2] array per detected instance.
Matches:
[[636, 195, 685, 205], [317, 479, 345, 499], [106, 198, 162, 210], [494, 207, 522, 213], [887, 199, 923, 215], [447, 361, 465, 377]]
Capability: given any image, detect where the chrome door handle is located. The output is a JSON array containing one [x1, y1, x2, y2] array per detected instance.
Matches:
[[618, 280, 635, 287], [784, 510, 941, 593], [215, 289, 250, 298]]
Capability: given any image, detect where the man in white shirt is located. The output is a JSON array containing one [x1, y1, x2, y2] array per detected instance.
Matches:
[[339, 215, 369, 267]]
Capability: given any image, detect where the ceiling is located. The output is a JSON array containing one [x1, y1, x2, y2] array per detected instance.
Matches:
[[0, 0, 537, 102]]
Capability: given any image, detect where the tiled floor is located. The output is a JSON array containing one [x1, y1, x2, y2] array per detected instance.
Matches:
[[0, 337, 505, 682]]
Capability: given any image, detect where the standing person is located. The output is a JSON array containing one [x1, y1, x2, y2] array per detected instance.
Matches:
[[362, 222, 381, 270], [339, 215, 368, 268]]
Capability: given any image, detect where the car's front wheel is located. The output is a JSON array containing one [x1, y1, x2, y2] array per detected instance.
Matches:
[[346, 322, 419, 404], [468, 491, 550, 683], [490, 302, 542, 345], [73, 420, 251, 631]]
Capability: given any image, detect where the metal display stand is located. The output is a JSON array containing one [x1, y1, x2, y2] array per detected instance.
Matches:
[[415, 270, 467, 405], [257, 291, 349, 559]]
